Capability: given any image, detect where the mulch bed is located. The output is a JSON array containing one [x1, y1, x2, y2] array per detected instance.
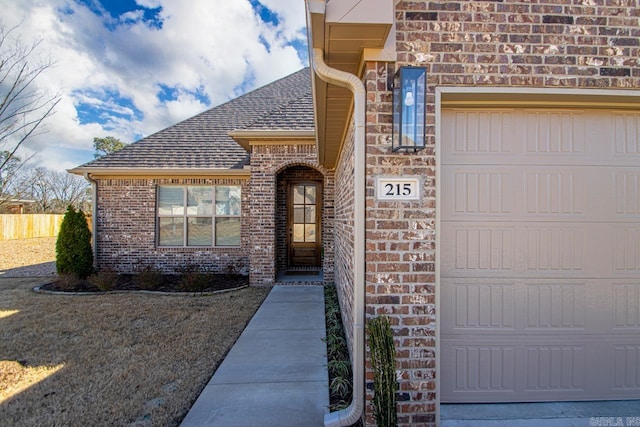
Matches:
[[40, 273, 249, 293]]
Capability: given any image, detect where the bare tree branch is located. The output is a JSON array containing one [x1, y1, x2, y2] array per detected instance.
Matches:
[[0, 22, 61, 203], [10, 166, 90, 213]]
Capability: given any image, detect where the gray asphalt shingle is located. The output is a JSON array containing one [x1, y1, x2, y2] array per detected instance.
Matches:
[[74, 67, 313, 170]]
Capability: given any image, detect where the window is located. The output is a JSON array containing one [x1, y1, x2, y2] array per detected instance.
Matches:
[[292, 184, 317, 243], [157, 185, 241, 247]]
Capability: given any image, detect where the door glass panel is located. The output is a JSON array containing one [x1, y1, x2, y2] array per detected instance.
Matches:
[[293, 224, 305, 242], [293, 186, 305, 204], [292, 184, 318, 244], [305, 206, 315, 223], [305, 224, 316, 242], [305, 186, 316, 204]]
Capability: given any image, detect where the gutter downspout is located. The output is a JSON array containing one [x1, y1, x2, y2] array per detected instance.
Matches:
[[83, 172, 98, 268], [311, 48, 366, 427]]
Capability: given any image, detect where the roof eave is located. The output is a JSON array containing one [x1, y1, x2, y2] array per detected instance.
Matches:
[[68, 167, 251, 178], [228, 129, 316, 151]]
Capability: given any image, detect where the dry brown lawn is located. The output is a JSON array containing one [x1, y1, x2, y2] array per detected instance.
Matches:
[[0, 277, 269, 426], [0, 237, 57, 271]]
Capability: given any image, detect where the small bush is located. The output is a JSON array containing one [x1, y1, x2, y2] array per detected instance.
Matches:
[[54, 273, 87, 291], [56, 206, 93, 279], [323, 284, 354, 413], [87, 270, 119, 291], [177, 265, 214, 292], [134, 265, 163, 290], [368, 316, 398, 427], [329, 376, 352, 400], [225, 260, 247, 276], [327, 358, 351, 378]]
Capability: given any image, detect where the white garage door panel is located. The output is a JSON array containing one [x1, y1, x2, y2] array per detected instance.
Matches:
[[442, 339, 640, 400], [441, 339, 640, 401], [441, 279, 620, 335], [442, 109, 640, 166], [441, 108, 640, 403], [441, 223, 636, 278], [442, 166, 640, 222]]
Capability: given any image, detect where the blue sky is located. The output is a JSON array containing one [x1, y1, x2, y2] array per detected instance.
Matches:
[[1, 0, 308, 172]]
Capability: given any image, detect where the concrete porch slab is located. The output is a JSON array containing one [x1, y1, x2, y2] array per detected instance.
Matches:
[[441, 401, 640, 427]]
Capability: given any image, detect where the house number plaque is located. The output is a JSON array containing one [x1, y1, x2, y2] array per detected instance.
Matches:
[[376, 177, 420, 201]]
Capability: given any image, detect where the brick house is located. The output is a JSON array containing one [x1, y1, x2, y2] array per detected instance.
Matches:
[[71, 68, 332, 285], [72, 0, 640, 426]]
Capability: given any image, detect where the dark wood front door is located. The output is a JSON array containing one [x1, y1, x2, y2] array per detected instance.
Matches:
[[288, 182, 321, 268]]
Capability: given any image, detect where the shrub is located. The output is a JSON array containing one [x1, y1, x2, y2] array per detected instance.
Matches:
[[177, 264, 212, 292], [56, 206, 93, 279], [87, 269, 119, 291], [368, 315, 398, 427], [134, 265, 163, 290], [54, 273, 86, 291], [178, 272, 210, 292], [225, 259, 247, 276], [323, 284, 354, 412]]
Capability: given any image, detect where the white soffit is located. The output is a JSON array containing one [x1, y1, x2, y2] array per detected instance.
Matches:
[[324, 0, 393, 75], [309, 0, 394, 168]]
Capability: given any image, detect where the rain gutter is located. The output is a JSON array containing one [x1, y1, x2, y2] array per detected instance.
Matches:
[[311, 48, 366, 427], [82, 172, 98, 268]]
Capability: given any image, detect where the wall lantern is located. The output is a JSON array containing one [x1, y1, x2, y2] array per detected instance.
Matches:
[[392, 66, 427, 152]]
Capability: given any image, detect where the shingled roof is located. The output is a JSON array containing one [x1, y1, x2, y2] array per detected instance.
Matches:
[[72, 67, 314, 172]]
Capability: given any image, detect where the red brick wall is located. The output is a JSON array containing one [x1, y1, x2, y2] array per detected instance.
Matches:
[[96, 144, 335, 286], [396, 0, 640, 87], [95, 177, 250, 274], [364, 63, 437, 426], [334, 123, 357, 359], [358, 1, 640, 426]]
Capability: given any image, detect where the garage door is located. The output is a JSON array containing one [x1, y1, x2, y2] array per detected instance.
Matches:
[[441, 108, 640, 403]]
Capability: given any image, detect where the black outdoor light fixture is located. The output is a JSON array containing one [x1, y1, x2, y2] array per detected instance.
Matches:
[[392, 66, 427, 152]]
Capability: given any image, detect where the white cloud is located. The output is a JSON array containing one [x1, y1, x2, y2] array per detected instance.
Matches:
[[0, 0, 307, 172]]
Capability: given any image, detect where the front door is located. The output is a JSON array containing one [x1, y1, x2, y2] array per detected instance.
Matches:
[[288, 182, 321, 268]]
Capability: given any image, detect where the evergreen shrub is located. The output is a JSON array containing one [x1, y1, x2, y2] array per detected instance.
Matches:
[[56, 206, 93, 278]]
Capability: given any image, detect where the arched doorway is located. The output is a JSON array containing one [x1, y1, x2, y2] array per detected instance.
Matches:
[[276, 165, 324, 276]]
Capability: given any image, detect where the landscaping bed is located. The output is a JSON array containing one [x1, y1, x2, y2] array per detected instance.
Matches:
[[40, 270, 249, 293]]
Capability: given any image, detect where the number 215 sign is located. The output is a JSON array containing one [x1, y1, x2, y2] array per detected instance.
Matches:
[[376, 177, 421, 201]]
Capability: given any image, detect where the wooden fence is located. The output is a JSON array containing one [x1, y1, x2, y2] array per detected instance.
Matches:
[[0, 214, 66, 240]]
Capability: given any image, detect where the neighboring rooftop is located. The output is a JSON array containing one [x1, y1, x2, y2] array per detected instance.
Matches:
[[72, 67, 314, 172]]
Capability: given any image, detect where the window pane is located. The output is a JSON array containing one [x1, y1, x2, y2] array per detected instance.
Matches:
[[294, 207, 304, 223], [187, 187, 212, 216], [293, 224, 305, 242], [158, 186, 184, 215], [188, 217, 212, 246], [159, 217, 184, 246], [305, 185, 316, 204], [216, 186, 241, 216], [215, 217, 240, 246], [305, 224, 316, 242], [293, 185, 305, 204], [305, 206, 316, 223]]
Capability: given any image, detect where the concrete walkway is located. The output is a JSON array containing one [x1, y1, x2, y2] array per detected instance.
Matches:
[[180, 285, 329, 427]]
